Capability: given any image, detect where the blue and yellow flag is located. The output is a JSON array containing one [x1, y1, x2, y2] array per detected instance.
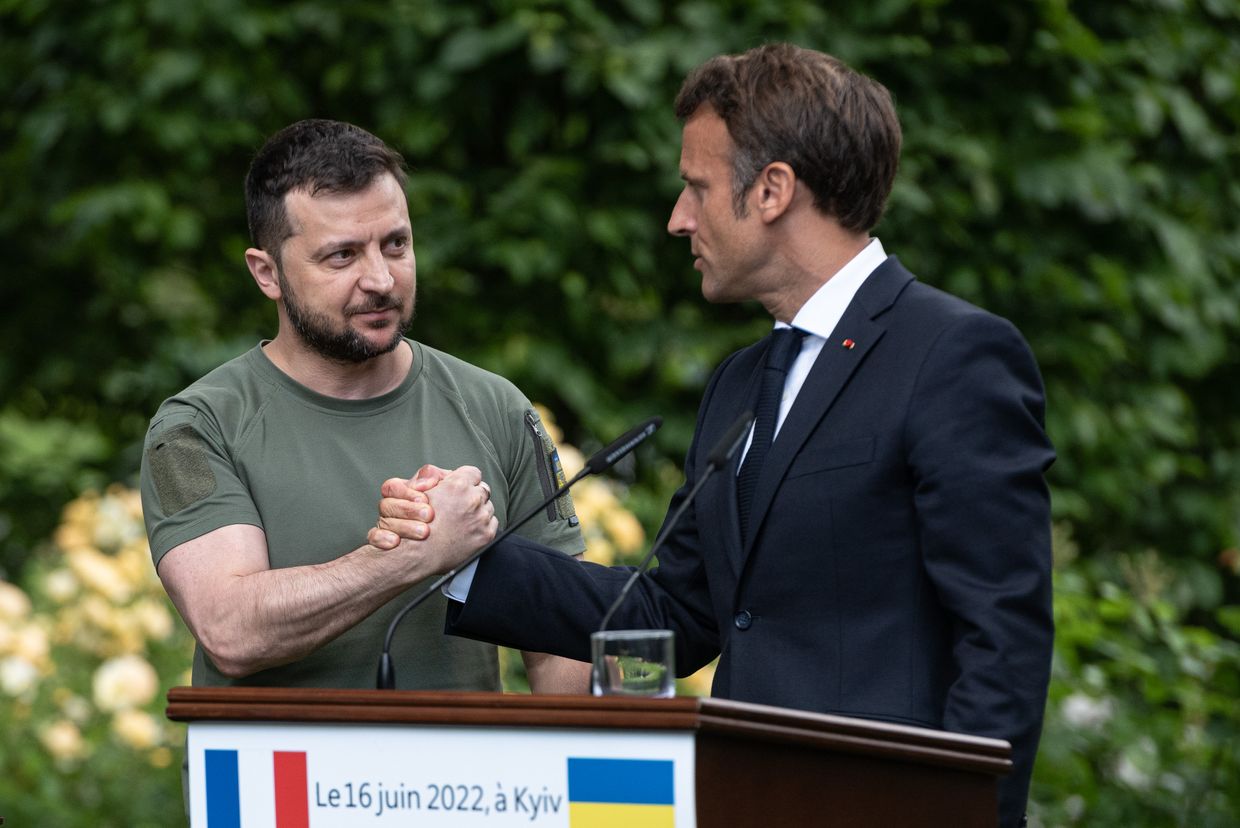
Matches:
[[567, 757, 675, 827]]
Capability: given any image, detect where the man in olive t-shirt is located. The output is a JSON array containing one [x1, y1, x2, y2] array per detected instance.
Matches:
[[139, 119, 588, 693]]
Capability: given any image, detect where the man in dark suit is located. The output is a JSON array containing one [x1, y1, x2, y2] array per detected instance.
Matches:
[[373, 43, 1054, 828]]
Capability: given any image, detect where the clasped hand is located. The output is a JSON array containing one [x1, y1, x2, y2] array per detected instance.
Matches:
[[369, 465, 497, 570]]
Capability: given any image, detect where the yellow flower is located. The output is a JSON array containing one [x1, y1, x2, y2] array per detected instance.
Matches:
[[584, 536, 616, 567], [66, 546, 134, 603], [40, 720, 87, 761], [557, 445, 585, 478], [61, 595, 117, 656], [109, 611, 148, 655], [78, 594, 114, 627], [69, 542, 135, 602], [603, 509, 645, 554], [116, 541, 155, 590], [92, 654, 159, 711], [569, 481, 610, 523], [53, 522, 93, 552], [112, 709, 162, 750], [149, 746, 174, 768], [60, 493, 99, 532], [132, 598, 175, 641], [0, 580, 33, 620], [532, 404, 563, 444], [13, 623, 50, 665]]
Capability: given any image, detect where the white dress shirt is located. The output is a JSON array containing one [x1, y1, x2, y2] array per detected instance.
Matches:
[[737, 237, 887, 464]]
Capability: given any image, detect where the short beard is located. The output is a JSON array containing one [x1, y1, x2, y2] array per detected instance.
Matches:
[[276, 264, 414, 363]]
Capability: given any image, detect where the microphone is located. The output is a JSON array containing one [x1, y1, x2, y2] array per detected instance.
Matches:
[[596, 410, 753, 633], [377, 416, 663, 689], [585, 418, 662, 475]]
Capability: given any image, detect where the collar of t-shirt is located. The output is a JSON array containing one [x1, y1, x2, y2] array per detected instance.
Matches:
[[737, 237, 888, 466]]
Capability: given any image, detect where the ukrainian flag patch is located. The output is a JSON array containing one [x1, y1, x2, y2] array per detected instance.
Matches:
[[567, 757, 675, 827]]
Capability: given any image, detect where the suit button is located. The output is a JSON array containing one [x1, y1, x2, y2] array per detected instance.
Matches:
[[734, 610, 753, 630]]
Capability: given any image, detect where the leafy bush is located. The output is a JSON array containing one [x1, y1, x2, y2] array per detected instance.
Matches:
[[1031, 529, 1240, 826], [0, 487, 192, 827]]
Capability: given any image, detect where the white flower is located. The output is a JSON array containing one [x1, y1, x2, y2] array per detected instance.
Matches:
[[1115, 755, 1152, 790], [59, 692, 93, 724], [44, 568, 79, 603], [94, 493, 144, 552], [92, 654, 159, 711], [0, 655, 40, 697], [1060, 692, 1113, 731], [1114, 737, 1157, 791], [1064, 794, 1085, 821]]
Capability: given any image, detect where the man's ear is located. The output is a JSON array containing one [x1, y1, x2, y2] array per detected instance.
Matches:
[[245, 248, 282, 300], [754, 161, 797, 224]]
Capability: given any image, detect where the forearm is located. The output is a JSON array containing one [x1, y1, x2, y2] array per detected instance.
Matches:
[[198, 544, 423, 678], [523, 650, 591, 694], [164, 471, 495, 679]]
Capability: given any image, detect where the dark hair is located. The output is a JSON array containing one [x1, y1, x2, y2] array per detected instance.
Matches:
[[674, 43, 901, 232], [244, 119, 408, 259]]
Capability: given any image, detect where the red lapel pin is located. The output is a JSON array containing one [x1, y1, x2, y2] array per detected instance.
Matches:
[[842, 338, 856, 350]]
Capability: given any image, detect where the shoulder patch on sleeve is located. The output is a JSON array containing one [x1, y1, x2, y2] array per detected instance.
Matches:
[[146, 423, 217, 516], [524, 409, 579, 526]]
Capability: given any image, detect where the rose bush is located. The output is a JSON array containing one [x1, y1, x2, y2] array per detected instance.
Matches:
[[0, 486, 193, 826]]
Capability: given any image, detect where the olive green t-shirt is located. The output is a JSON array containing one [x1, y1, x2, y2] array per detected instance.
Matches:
[[140, 339, 583, 690]]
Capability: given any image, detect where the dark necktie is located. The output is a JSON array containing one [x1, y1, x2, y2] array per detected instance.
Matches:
[[737, 327, 805, 542]]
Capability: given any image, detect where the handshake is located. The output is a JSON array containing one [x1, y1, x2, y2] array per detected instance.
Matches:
[[368, 464, 499, 574]]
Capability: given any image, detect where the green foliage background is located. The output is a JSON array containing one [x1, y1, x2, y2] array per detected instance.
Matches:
[[1, 0, 1238, 824]]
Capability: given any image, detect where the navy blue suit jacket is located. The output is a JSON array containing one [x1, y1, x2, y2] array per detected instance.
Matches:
[[447, 257, 1054, 827]]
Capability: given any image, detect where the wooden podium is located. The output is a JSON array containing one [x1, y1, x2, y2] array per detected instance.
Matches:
[[167, 686, 1009, 827]]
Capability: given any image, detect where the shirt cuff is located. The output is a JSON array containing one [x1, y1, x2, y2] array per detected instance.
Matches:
[[442, 559, 478, 602]]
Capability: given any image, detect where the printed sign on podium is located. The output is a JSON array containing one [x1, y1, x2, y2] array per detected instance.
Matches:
[[188, 722, 694, 827]]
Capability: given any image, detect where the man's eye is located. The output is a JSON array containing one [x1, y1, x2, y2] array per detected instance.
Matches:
[[330, 249, 354, 262], [387, 237, 409, 252]]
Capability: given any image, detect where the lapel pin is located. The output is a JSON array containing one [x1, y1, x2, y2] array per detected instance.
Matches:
[[842, 338, 856, 350]]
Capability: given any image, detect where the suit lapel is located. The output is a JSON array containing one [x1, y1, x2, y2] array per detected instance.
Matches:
[[737, 258, 915, 565]]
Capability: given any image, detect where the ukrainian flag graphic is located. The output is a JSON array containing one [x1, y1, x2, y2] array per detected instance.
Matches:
[[567, 757, 675, 827]]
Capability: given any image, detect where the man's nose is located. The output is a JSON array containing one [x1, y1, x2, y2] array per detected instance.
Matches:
[[667, 190, 695, 237], [357, 250, 394, 292]]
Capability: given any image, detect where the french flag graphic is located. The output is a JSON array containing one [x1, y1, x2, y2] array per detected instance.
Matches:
[[205, 749, 309, 827]]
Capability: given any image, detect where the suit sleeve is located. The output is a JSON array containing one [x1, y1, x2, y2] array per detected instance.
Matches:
[[904, 311, 1054, 826], [445, 359, 736, 673]]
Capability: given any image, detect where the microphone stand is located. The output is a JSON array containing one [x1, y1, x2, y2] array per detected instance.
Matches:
[[596, 411, 753, 634]]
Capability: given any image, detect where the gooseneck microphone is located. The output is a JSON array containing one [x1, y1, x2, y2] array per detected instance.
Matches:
[[377, 416, 662, 689], [596, 410, 753, 633]]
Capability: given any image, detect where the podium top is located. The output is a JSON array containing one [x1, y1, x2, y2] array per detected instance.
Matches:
[[166, 686, 1010, 777]]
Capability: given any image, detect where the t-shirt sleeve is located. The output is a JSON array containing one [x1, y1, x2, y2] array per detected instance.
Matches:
[[504, 404, 586, 557], [139, 403, 264, 568]]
